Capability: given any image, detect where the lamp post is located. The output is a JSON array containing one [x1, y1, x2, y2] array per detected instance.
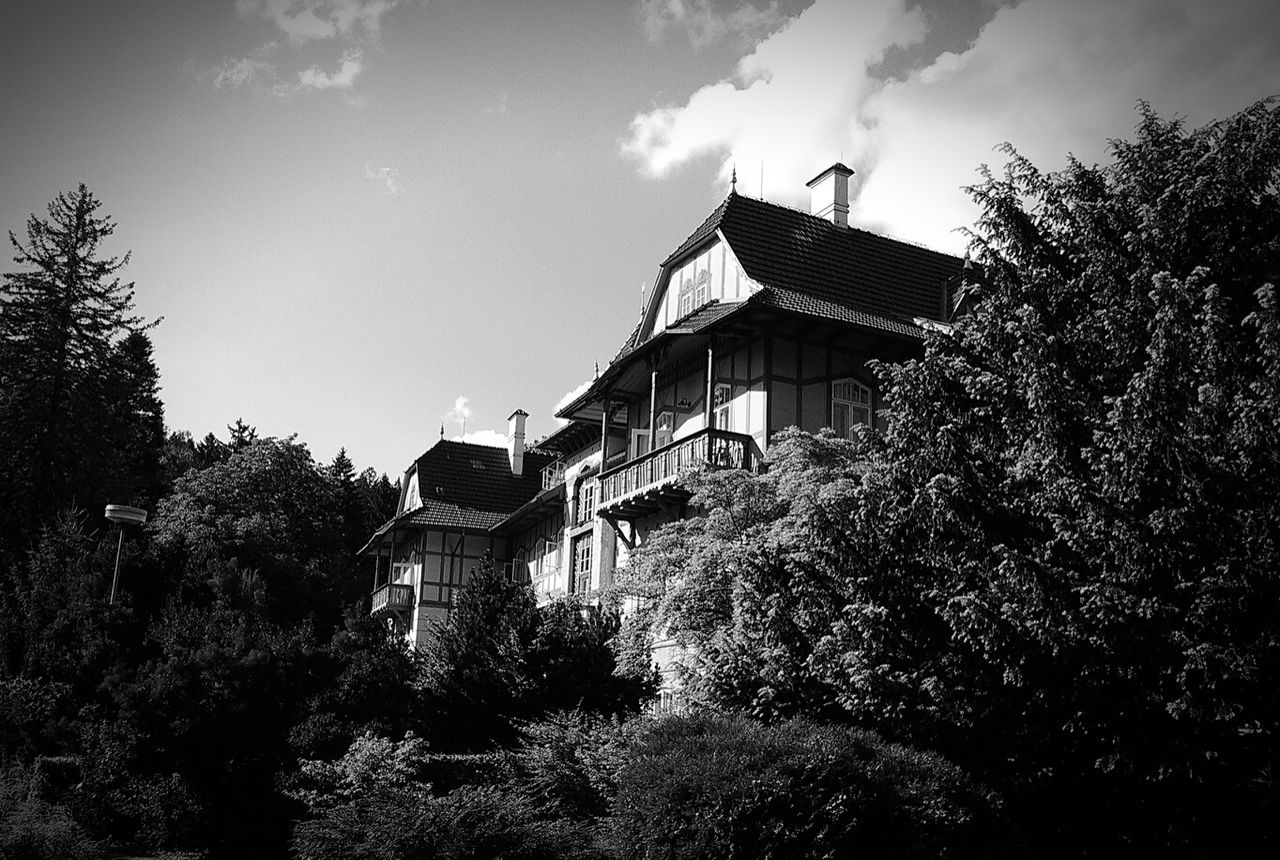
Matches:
[[105, 504, 147, 604]]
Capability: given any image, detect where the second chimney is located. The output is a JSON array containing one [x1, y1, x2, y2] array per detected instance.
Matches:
[[806, 162, 854, 227], [507, 409, 528, 476]]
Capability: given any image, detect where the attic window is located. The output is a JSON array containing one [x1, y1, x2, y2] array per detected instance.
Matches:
[[470, 460, 485, 470]]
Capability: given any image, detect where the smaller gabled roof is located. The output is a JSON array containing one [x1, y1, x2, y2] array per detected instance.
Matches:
[[356, 499, 510, 554], [412, 439, 555, 515]]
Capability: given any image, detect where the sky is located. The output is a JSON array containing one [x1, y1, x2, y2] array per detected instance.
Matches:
[[2, 0, 1277, 479]]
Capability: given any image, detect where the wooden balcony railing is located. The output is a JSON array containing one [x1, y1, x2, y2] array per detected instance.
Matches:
[[370, 583, 415, 615], [542, 460, 566, 490], [598, 428, 754, 511]]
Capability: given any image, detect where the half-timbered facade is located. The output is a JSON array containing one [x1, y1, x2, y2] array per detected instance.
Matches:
[[360, 164, 964, 665]]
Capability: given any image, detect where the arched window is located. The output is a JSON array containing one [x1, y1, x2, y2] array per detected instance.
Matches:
[[831, 378, 871, 439]]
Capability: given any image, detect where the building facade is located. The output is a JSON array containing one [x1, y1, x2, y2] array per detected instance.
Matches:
[[361, 164, 965, 678]]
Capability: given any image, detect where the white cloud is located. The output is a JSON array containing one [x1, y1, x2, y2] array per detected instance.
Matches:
[[206, 41, 280, 90], [482, 90, 509, 115], [208, 0, 399, 97], [236, 0, 400, 44], [639, 0, 787, 48], [296, 48, 365, 90], [450, 429, 508, 448], [622, 0, 1280, 253], [621, 0, 927, 195], [210, 55, 276, 90], [552, 377, 596, 426], [364, 162, 404, 195], [852, 0, 1280, 251], [444, 395, 474, 434]]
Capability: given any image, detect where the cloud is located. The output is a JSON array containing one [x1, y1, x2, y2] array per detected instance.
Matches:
[[482, 90, 509, 115], [621, 0, 926, 193], [552, 377, 596, 426], [206, 41, 280, 90], [621, 0, 1280, 253], [210, 55, 276, 90], [444, 396, 474, 434], [236, 0, 400, 44], [639, 0, 787, 48], [207, 0, 400, 97], [450, 429, 508, 448], [364, 162, 404, 195], [852, 0, 1280, 250], [296, 48, 364, 90]]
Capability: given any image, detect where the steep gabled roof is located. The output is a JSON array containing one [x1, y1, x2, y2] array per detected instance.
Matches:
[[716, 193, 960, 323], [413, 439, 555, 515], [558, 190, 965, 420]]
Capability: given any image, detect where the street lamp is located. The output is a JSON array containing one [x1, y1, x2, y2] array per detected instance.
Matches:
[[105, 504, 147, 604]]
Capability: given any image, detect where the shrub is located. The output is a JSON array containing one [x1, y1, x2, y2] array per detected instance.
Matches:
[[612, 713, 1008, 860], [0, 763, 101, 860]]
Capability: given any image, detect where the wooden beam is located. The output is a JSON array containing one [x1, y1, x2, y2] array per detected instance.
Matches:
[[705, 336, 715, 429], [648, 361, 658, 453]]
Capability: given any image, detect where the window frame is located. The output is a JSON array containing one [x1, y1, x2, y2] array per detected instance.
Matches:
[[830, 377, 872, 439]]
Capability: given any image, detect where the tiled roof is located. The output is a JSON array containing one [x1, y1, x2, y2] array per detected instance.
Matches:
[[560, 191, 964, 418], [356, 500, 510, 553], [413, 439, 556, 515], [718, 192, 959, 323]]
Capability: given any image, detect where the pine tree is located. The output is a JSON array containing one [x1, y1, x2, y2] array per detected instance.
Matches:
[[0, 184, 156, 546]]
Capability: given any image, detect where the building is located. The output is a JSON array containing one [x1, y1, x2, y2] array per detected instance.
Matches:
[[360, 164, 965, 674]]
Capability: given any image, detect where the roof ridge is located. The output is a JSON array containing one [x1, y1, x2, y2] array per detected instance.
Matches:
[[660, 192, 734, 266], [728, 192, 964, 262]]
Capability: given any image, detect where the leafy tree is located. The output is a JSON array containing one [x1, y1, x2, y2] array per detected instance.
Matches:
[[623, 98, 1280, 855], [0, 184, 158, 547], [421, 558, 653, 751], [149, 435, 344, 627]]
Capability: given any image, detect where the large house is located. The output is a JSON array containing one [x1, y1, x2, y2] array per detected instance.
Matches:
[[360, 164, 964, 669]]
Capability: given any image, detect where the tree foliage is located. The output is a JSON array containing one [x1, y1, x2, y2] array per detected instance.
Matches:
[[612, 713, 1006, 860], [0, 185, 159, 547], [623, 98, 1280, 854], [421, 557, 654, 751]]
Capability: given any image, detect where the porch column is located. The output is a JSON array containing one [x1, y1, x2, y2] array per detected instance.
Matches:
[[704, 337, 715, 429], [599, 391, 610, 465], [648, 361, 658, 453]]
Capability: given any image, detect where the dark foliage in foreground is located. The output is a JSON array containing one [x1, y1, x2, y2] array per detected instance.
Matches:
[[612, 713, 1007, 860]]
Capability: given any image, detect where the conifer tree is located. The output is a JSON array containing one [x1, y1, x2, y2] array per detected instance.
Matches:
[[0, 184, 156, 546]]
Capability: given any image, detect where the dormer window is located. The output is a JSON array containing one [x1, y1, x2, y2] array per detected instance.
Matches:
[[674, 256, 713, 320]]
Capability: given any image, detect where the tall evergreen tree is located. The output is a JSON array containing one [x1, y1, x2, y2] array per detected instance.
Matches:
[[0, 184, 156, 546]]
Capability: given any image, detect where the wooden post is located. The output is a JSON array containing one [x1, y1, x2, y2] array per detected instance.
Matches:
[[704, 337, 715, 430], [600, 392, 610, 466], [648, 361, 658, 453]]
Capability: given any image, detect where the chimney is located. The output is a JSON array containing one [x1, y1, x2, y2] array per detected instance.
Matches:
[[507, 409, 528, 476], [806, 162, 853, 227]]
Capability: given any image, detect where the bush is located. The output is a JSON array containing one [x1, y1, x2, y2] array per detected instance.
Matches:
[[0, 763, 101, 860], [612, 713, 1008, 860]]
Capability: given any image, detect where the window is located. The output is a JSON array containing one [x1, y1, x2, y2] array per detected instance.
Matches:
[[655, 410, 674, 449], [575, 479, 596, 526], [713, 383, 733, 431], [632, 428, 650, 457], [571, 534, 592, 595], [678, 278, 695, 318], [831, 378, 871, 439], [534, 537, 558, 583]]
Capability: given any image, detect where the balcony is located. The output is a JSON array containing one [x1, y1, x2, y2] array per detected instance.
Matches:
[[370, 583, 415, 615], [542, 460, 566, 490], [597, 428, 755, 518]]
